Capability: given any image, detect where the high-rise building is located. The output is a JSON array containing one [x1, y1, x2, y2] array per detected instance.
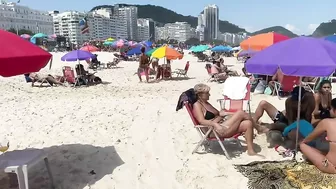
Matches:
[[203, 4, 219, 40], [137, 18, 155, 41], [157, 22, 193, 42], [113, 5, 138, 40], [0, 2, 53, 34]]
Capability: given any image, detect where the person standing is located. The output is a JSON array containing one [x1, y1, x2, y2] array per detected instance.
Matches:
[[137, 47, 150, 82]]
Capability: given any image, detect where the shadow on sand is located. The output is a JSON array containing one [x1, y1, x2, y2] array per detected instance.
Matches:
[[168, 77, 196, 81], [1, 144, 124, 189]]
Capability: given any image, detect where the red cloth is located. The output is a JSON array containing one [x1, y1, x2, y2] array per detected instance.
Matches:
[[0, 30, 52, 77]]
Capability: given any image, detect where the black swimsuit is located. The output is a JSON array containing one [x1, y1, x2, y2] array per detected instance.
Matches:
[[200, 102, 216, 120]]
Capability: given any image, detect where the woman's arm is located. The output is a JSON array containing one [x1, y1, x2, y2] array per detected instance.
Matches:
[[312, 93, 321, 116], [303, 119, 328, 143]]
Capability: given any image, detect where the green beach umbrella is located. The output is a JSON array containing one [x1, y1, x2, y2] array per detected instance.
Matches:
[[192, 45, 209, 52], [103, 41, 113, 46], [146, 47, 159, 56], [32, 33, 48, 38]]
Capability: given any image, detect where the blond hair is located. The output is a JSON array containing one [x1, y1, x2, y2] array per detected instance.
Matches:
[[194, 83, 210, 95]]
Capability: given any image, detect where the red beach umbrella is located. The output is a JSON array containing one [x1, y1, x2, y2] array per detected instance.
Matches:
[[80, 45, 100, 52], [0, 29, 52, 77]]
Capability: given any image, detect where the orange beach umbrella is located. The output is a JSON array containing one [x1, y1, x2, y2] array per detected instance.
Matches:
[[240, 32, 290, 51]]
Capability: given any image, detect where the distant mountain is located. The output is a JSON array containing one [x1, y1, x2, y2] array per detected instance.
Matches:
[[251, 26, 298, 38], [91, 4, 247, 34], [312, 20, 336, 37]]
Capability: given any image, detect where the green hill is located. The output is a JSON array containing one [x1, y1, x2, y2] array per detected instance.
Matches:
[[312, 20, 336, 37], [91, 4, 246, 34], [251, 26, 298, 38]]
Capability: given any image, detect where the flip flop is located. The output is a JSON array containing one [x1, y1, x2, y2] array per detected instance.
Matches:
[[274, 145, 293, 157]]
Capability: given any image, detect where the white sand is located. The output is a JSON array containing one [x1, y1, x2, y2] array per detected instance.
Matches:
[[0, 51, 292, 189]]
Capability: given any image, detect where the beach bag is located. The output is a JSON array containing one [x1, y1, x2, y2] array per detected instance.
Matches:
[[264, 86, 273, 95], [254, 80, 266, 94]]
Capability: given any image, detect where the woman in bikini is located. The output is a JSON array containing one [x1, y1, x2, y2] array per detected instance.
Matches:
[[192, 83, 264, 156], [137, 47, 150, 82], [300, 98, 336, 174], [312, 80, 332, 126]]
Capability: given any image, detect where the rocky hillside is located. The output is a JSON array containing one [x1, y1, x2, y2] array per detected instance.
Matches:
[[312, 20, 336, 37], [91, 4, 247, 34], [251, 26, 298, 38]]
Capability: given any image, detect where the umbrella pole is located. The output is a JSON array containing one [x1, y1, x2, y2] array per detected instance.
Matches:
[[294, 76, 303, 156]]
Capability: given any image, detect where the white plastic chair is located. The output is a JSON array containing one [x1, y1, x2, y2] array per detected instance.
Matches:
[[0, 149, 55, 189]]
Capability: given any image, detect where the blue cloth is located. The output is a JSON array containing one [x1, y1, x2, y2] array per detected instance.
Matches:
[[283, 120, 313, 137], [283, 120, 315, 146]]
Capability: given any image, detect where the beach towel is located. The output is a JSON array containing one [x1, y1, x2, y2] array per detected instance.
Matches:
[[235, 160, 336, 189], [176, 88, 197, 111], [223, 77, 249, 99]]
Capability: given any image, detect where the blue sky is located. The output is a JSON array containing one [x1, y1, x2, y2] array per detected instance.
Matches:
[[19, 0, 336, 34]]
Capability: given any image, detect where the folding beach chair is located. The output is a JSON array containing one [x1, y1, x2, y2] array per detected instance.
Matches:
[[173, 61, 189, 77], [24, 74, 52, 87], [205, 64, 220, 82], [62, 66, 77, 86], [184, 101, 241, 159], [271, 75, 300, 99], [218, 77, 251, 114]]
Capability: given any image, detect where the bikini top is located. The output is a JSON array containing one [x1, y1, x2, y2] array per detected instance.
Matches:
[[200, 102, 216, 120]]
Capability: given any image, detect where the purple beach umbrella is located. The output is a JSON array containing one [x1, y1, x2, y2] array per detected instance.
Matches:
[[61, 50, 95, 61], [246, 36, 336, 77]]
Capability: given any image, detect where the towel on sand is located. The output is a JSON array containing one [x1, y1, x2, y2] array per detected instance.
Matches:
[[223, 76, 249, 100]]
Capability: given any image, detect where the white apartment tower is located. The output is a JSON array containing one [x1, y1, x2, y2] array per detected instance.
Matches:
[[204, 4, 219, 40], [0, 2, 53, 34], [137, 18, 155, 41], [113, 5, 138, 40]]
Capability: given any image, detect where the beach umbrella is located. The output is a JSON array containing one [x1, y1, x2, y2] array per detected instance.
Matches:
[[246, 36, 336, 76], [231, 46, 241, 51], [246, 36, 336, 154], [61, 50, 95, 62], [237, 49, 257, 57], [189, 46, 196, 51], [210, 45, 232, 52], [240, 32, 290, 51], [145, 47, 158, 56], [324, 35, 336, 43], [128, 41, 137, 47], [49, 34, 57, 39], [126, 45, 152, 56], [80, 45, 99, 52], [20, 34, 30, 39], [0, 30, 52, 77], [142, 41, 153, 47], [151, 45, 183, 59], [192, 45, 210, 52], [103, 41, 113, 46], [106, 37, 114, 41], [32, 33, 48, 38]]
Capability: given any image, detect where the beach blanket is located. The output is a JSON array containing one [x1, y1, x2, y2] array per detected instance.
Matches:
[[223, 76, 249, 99], [235, 160, 336, 189]]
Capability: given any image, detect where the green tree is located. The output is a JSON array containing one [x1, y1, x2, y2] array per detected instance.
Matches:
[[18, 29, 34, 36], [185, 37, 200, 45], [7, 28, 17, 34]]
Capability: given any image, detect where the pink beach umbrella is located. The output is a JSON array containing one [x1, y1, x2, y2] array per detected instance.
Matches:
[[128, 41, 137, 47], [49, 34, 57, 39], [116, 40, 125, 48], [20, 34, 30, 39]]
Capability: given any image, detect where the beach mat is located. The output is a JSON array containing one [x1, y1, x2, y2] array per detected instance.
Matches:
[[234, 160, 336, 189]]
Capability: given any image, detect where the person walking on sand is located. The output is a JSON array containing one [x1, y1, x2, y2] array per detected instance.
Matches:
[[137, 47, 150, 82]]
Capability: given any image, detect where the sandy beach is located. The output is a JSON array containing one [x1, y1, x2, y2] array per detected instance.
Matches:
[[0, 51, 291, 189]]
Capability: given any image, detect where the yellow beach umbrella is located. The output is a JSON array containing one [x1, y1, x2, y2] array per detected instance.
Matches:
[[106, 37, 114, 41], [151, 45, 183, 60]]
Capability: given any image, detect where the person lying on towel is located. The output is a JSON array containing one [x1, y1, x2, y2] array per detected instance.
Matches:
[[192, 83, 266, 156], [27, 73, 65, 87], [300, 98, 336, 174]]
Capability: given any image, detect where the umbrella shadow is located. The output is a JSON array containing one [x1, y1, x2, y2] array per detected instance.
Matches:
[[168, 77, 195, 81], [23, 144, 124, 189]]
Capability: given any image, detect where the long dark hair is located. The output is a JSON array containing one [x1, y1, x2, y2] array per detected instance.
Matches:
[[319, 80, 331, 92]]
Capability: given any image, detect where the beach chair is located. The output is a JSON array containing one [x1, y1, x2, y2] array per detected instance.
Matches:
[[1, 149, 55, 189], [173, 61, 189, 77], [62, 66, 77, 86], [205, 64, 219, 82], [184, 101, 241, 159], [271, 75, 300, 99], [218, 82, 251, 115], [106, 58, 120, 69]]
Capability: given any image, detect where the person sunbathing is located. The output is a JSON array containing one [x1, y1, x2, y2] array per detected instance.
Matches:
[[312, 80, 332, 125], [210, 61, 228, 81], [300, 99, 336, 173], [192, 83, 264, 156], [28, 73, 65, 86]]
